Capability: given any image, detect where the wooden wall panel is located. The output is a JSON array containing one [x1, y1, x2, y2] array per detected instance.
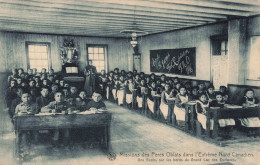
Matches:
[[0, 32, 133, 73]]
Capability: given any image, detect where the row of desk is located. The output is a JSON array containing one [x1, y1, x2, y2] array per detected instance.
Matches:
[[108, 88, 260, 144]]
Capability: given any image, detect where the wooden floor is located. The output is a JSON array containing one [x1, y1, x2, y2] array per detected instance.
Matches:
[[0, 100, 259, 165]]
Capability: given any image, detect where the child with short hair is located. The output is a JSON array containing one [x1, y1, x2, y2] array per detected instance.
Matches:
[[10, 87, 24, 119], [219, 85, 229, 102], [198, 82, 206, 95], [116, 75, 126, 105], [28, 80, 39, 102], [75, 91, 91, 111], [15, 92, 39, 158], [5, 80, 17, 108], [147, 81, 160, 115], [49, 83, 59, 101], [69, 86, 78, 99], [32, 68, 37, 76], [85, 92, 106, 110], [59, 80, 65, 88], [41, 92, 72, 147], [8, 68, 18, 83], [190, 86, 199, 101], [36, 87, 51, 108], [238, 89, 260, 136], [125, 78, 135, 106]]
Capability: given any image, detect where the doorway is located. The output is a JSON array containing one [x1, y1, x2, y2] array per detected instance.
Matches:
[[210, 36, 228, 90]]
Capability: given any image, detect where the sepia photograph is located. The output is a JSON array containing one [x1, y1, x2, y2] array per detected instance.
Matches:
[[0, 0, 260, 165]]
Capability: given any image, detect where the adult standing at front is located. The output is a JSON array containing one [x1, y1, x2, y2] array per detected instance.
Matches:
[[84, 60, 97, 97]]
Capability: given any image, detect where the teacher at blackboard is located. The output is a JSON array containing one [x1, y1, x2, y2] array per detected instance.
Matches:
[[84, 60, 97, 97]]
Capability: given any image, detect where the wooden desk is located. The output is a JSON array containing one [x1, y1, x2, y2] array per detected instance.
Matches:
[[167, 98, 175, 124], [184, 102, 196, 133], [14, 113, 112, 156], [205, 106, 260, 139]]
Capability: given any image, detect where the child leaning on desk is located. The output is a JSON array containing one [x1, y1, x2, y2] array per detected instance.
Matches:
[[14, 92, 39, 159], [85, 91, 106, 110], [238, 88, 260, 137], [41, 91, 75, 148]]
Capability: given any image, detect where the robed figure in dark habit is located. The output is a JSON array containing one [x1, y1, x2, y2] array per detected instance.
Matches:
[[84, 60, 97, 97]]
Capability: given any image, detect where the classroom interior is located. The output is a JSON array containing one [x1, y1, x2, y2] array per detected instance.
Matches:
[[0, 0, 260, 165]]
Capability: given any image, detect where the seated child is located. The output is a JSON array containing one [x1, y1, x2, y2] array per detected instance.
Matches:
[[41, 92, 73, 146], [75, 91, 91, 111], [206, 84, 216, 102], [136, 79, 148, 109], [49, 83, 59, 101], [190, 86, 199, 101], [174, 86, 190, 122], [10, 87, 24, 119], [59, 80, 65, 88], [16, 77, 23, 87], [28, 80, 39, 102], [69, 86, 78, 99], [8, 68, 18, 84], [5, 79, 17, 108], [36, 87, 51, 108], [147, 81, 159, 114], [15, 93, 39, 158], [209, 92, 235, 137], [85, 92, 106, 110], [238, 89, 260, 136], [219, 86, 229, 102], [160, 83, 174, 120], [198, 82, 206, 95]]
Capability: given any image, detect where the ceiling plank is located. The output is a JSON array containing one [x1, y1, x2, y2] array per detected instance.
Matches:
[[0, 0, 228, 19], [146, 0, 260, 12], [209, 0, 260, 6], [0, 3, 217, 23]]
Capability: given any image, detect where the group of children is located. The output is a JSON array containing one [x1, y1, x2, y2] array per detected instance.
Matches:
[[5, 67, 106, 158], [97, 68, 260, 137]]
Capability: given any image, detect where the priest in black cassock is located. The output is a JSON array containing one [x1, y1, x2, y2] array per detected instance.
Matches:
[[84, 60, 97, 97]]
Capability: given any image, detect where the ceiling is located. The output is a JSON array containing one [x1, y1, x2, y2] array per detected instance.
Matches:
[[0, 0, 260, 38]]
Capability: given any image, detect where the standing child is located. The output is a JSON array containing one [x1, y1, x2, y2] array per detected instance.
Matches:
[[10, 87, 24, 119], [116, 75, 126, 105], [125, 78, 135, 106], [136, 79, 147, 109], [238, 89, 260, 137], [98, 70, 108, 99]]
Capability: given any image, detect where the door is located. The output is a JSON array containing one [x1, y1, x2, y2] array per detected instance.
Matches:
[[211, 37, 228, 90]]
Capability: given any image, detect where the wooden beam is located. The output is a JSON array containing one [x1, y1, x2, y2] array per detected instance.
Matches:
[[209, 0, 260, 6], [147, 0, 260, 12], [0, 0, 228, 19], [0, 3, 217, 23], [75, 0, 251, 16]]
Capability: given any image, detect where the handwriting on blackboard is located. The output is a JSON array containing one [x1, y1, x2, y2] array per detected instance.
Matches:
[[150, 48, 196, 76]]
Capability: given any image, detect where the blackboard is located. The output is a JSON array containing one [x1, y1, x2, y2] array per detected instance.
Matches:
[[150, 47, 196, 76]]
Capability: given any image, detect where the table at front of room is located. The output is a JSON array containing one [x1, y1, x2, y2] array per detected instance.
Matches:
[[14, 112, 112, 157]]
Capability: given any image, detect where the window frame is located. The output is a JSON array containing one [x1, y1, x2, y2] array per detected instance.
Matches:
[[86, 44, 108, 73], [25, 42, 51, 72]]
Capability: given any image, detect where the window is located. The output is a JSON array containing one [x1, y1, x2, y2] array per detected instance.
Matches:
[[211, 35, 228, 56], [87, 45, 107, 72], [26, 43, 50, 72], [248, 36, 260, 80]]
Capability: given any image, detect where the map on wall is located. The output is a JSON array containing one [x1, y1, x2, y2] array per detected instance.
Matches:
[[150, 47, 196, 76]]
